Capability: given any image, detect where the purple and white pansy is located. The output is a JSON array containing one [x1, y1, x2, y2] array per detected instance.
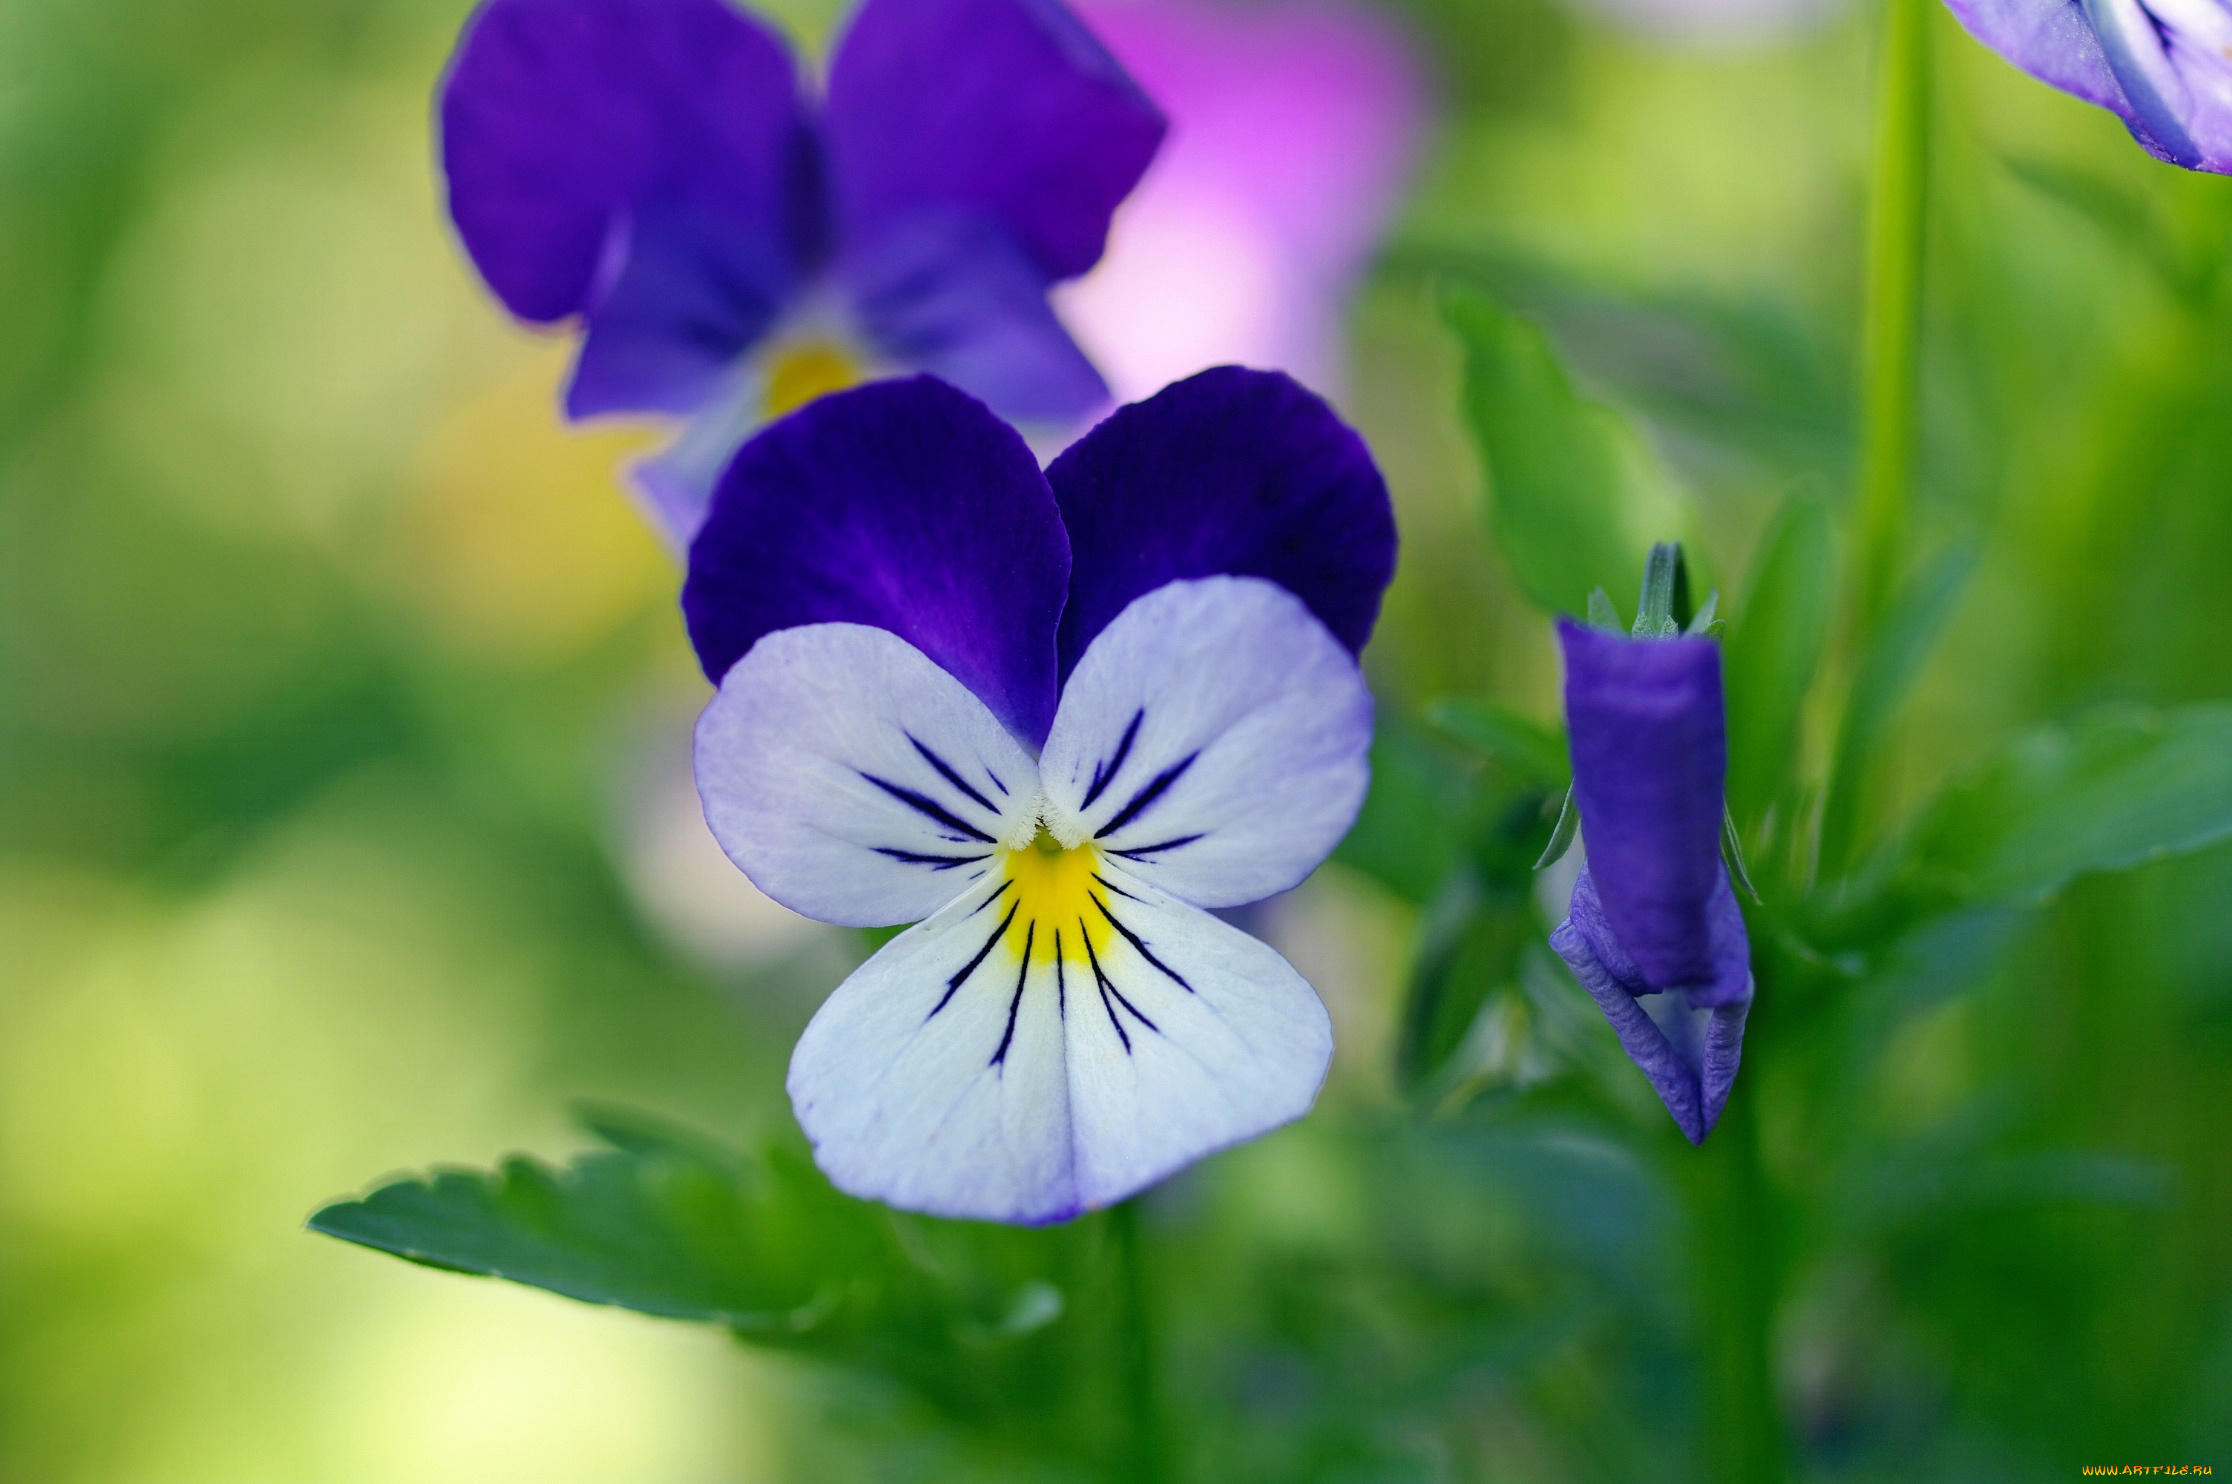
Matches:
[[684, 367, 1396, 1223], [1549, 615, 1754, 1145], [1945, 0, 2232, 172], [439, 0, 1165, 544]]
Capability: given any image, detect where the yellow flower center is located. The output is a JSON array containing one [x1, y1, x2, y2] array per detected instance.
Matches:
[[998, 829, 1113, 968], [762, 341, 861, 421]]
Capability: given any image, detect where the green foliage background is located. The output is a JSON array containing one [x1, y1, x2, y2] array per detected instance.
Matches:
[[4, 0, 2231, 1478]]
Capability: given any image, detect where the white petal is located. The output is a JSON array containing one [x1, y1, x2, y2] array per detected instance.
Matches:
[[788, 875, 1079, 1223], [1038, 577, 1373, 908], [695, 623, 1040, 927], [785, 856, 1334, 1222], [1060, 862, 1333, 1210]]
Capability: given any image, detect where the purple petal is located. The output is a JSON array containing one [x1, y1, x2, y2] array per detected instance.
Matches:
[[682, 376, 1070, 747], [843, 211, 1110, 424], [1553, 866, 1751, 1145], [1942, 0, 2128, 113], [1044, 367, 1396, 681], [1558, 619, 1728, 992], [824, 0, 1165, 286], [441, 0, 816, 398], [564, 203, 794, 418], [1945, 0, 2232, 172]]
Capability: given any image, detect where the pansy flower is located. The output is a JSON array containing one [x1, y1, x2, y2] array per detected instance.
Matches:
[[684, 367, 1395, 1222], [1945, 0, 2232, 173], [440, 0, 1166, 544], [1547, 611, 1753, 1145]]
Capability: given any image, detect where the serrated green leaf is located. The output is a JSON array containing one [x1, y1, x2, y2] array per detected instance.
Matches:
[[1442, 285, 1676, 615], [1899, 703, 2232, 908], [311, 1113, 1137, 1455], [310, 1133, 859, 1330], [1422, 699, 1569, 788], [1722, 491, 1834, 830]]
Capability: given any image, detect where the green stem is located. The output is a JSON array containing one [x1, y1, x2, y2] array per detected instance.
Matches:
[[1823, 0, 1933, 875], [1852, 0, 1932, 640], [1111, 1197, 1165, 1484], [1689, 1063, 1787, 1484]]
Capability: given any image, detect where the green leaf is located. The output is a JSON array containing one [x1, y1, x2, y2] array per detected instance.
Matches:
[[1397, 874, 1535, 1096], [1422, 699, 1569, 788], [1334, 713, 1476, 905], [314, 1111, 1160, 1454], [1899, 703, 2232, 908], [1442, 284, 1678, 615], [310, 1119, 867, 1330], [311, 1112, 1136, 1454], [1722, 491, 1834, 830], [2003, 156, 2200, 301], [1819, 539, 1979, 874]]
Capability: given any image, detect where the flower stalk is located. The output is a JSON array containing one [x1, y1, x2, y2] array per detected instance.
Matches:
[[1111, 1197, 1166, 1484], [1852, 0, 1932, 645], [1824, 0, 1933, 879]]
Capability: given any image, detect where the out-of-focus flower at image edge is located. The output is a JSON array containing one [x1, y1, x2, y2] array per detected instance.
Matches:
[[1548, 598, 1753, 1145], [1945, 0, 2232, 172], [684, 368, 1396, 1221], [1058, 0, 1426, 402], [439, 0, 1165, 544]]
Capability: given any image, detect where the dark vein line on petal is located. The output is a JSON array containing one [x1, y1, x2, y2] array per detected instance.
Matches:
[[1080, 926, 1131, 1054], [1092, 872, 1147, 902], [908, 735, 1000, 814], [873, 847, 989, 870], [963, 879, 1013, 918], [1092, 892, 1195, 993], [928, 900, 1017, 1020], [1054, 929, 1066, 1020], [1096, 752, 1198, 839], [1081, 708, 1145, 811], [992, 921, 1035, 1067], [985, 767, 1008, 796], [1108, 833, 1204, 860], [859, 771, 996, 844]]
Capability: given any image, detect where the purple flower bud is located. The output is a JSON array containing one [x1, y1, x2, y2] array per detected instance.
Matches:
[[1549, 618, 1753, 1143]]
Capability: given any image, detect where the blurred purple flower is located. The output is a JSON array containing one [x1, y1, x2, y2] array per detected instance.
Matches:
[[683, 368, 1394, 1221], [1056, 0, 1426, 402], [439, 0, 1165, 543], [1946, 0, 2232, 172], [1549, 618, 1753, 1144]]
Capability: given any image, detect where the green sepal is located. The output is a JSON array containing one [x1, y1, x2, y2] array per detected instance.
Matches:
[[1535, 787, 1580, 870], [1632, 542, 1690, 637], [1587, 588, 1623, 632], [1723, 806, 1761, 904]]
